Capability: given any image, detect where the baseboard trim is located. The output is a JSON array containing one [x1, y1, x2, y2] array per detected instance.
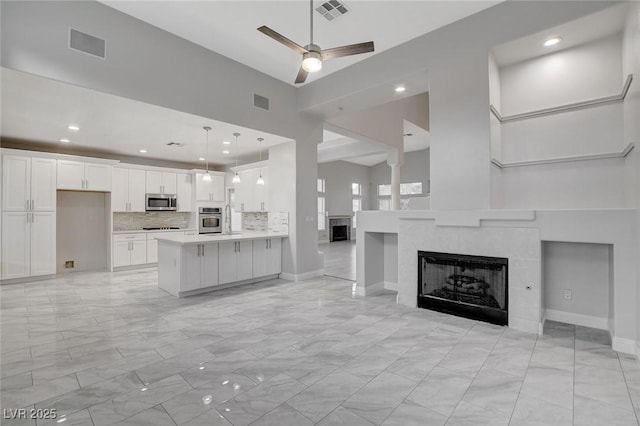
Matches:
[[538, 310, 547, 335], [176, 274, 280, 298], [612, 336, 637, 355], [1, 274, 56, 285], [280, 268, 324, 282], [545, 309, 608, 330], [355, 281, 385, 297], [384, 281, 398, 291]]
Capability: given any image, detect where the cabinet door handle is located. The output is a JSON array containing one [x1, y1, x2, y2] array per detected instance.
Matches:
[[32, 213, 35, 223], [27, 200, 30, 211], [201, 244, 205, 256], [197, 244, 201, 257], [266, 239, 268, 249], [26, 212, 29, 223], [31, 200, 34, 210]]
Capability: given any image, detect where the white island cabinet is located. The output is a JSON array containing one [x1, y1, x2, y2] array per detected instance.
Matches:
[[156, 231, 286, 297]]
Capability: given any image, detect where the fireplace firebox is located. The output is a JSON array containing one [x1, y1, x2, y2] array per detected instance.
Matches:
[[418, 251, 508, 326], [332, 225, 349, 241]]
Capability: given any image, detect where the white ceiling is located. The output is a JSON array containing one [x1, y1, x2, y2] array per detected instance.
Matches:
[[100, 0, 501, 86], [492, 3, 628, 67], [1, 68, 292, 166], [318, 120, 429, 166]]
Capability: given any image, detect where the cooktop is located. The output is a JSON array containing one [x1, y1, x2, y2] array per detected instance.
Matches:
[[142, 227, 180, 230]]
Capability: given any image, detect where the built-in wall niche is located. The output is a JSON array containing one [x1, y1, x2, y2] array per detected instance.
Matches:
[[489, 28, 635, 210], [542, 241, 613, 333]]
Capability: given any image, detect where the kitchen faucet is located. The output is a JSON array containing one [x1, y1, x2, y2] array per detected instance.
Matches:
[[224, 204, 232, 234]]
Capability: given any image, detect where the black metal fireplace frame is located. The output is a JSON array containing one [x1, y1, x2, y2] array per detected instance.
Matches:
[[417, 250, 509, 326]]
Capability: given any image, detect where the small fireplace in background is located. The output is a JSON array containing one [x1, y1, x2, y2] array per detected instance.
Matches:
[[329, 217, 351, 242], [418, 251, 508, 326]]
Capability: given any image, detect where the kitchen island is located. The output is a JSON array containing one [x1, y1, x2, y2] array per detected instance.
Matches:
[[156, 231, 287, 297]]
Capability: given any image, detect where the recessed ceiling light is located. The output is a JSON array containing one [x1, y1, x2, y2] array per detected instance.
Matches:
[[139, 149, 147, 153], [199, 157, 205, 161], [67, 125, 80, 131], [223, 140, 231, 145], [59, 138, 70, 143], [544, 37, 562, 47], [395, 86, 406, 93], [223, 150, 230, 154]]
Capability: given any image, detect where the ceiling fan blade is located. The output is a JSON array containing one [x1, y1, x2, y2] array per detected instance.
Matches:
[[295, 66, 309, 84], [321, 41, 375, 60], [258, 26, 308, 55]]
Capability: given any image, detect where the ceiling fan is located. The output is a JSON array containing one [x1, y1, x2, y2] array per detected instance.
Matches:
[[258, 0, 375, 84]]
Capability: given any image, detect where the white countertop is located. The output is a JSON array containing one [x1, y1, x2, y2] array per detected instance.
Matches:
[[112, 228, 196, 235], [155, 231, 288, 245]]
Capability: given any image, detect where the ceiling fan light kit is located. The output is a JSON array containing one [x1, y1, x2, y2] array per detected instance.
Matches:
[[258, 0, 374, 83]]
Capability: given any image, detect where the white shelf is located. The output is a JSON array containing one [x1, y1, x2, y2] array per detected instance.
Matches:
[[490, 74, 633, 123], [491, 143, 635, 168]]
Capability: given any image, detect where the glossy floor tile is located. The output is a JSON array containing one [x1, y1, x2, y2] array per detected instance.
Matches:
[[319, 240, 356, 281], [1, 268, 639, 425]]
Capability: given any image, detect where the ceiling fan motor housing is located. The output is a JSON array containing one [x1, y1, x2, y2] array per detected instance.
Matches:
[[302, 44, 323, 72]]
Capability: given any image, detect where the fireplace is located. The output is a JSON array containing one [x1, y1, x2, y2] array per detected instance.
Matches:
[[418, 251, 508, 326], [329, 217, 351, 242]]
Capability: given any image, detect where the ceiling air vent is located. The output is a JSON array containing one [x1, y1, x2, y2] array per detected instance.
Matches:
[[253, 94, 270, 111], [167, 142, 184, 147], [69, 28, 106, 59], [315, 0, 350, 21]]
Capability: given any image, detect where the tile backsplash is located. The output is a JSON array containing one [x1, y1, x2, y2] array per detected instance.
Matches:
[[240, 211, 289, 233], [113, 212, 191, 231], [242, 212, 268, 231]]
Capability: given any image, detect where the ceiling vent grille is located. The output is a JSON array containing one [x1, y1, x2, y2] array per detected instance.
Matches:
[[315, 0, 350, 21], [253, 94, 270, 111], [166, 142, 184, 147], [69, 29, 106, 59]]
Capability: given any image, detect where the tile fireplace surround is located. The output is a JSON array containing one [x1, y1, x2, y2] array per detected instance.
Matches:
[[356, 209, 638, 355]]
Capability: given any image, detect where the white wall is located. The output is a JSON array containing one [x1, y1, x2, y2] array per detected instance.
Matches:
[[489, 53, 504, 209], [543, 241, 611, 321], [57, 191, 108, 272], [496, 34, 629, 209], [383, 233, 398, 289], [369, 149, 430, 208], [621, 1, 640, 351]]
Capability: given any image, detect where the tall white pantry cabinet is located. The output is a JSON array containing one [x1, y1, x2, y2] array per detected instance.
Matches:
[[2, 155, 57, 279]]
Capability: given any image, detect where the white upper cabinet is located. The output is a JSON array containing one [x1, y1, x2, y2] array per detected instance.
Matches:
[[57, 160, 111, 191], [195, 173, 225, 202], [234, 166, 269, 212], [176, 173, 193, 212], [112, 168, 146, 212], [146, 171, 177, 194], [2, 155, 56, 212], [3, 155, 30, 211]]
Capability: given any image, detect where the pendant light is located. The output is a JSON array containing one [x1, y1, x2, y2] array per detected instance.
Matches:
[[202, 126, 212, 182], [256, 137, 265, 185], [232, 132, 241, 184]]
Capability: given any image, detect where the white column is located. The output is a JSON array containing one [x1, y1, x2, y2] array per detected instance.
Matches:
[[390, 163, 401, 210], [387, 148, 403, 211]]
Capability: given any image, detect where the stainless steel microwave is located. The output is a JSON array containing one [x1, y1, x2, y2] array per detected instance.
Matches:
[[146, 193, 177, 211]]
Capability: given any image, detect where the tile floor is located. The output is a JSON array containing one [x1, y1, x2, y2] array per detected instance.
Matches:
[[1, 269, 639, 425], [319, 241, 356, 281]]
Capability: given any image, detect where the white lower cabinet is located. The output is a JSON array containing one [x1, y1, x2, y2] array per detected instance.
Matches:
[[183, 243, 219, 292], [253, 238, 282, 277], [219, 240, 253, 284], [113, 234, 147, 268], [1, 211, 56, 279]]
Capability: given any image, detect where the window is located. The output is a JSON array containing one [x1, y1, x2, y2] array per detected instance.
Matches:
[[377, 182, 424, 210], [318, 197, 326, 231], [352, 198, 361, 228], [352, 182, 362, 228], [318, 178, 326, 231]]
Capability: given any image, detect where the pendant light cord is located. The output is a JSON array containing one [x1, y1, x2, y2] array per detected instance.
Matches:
[[203, 126, 211, 173]]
